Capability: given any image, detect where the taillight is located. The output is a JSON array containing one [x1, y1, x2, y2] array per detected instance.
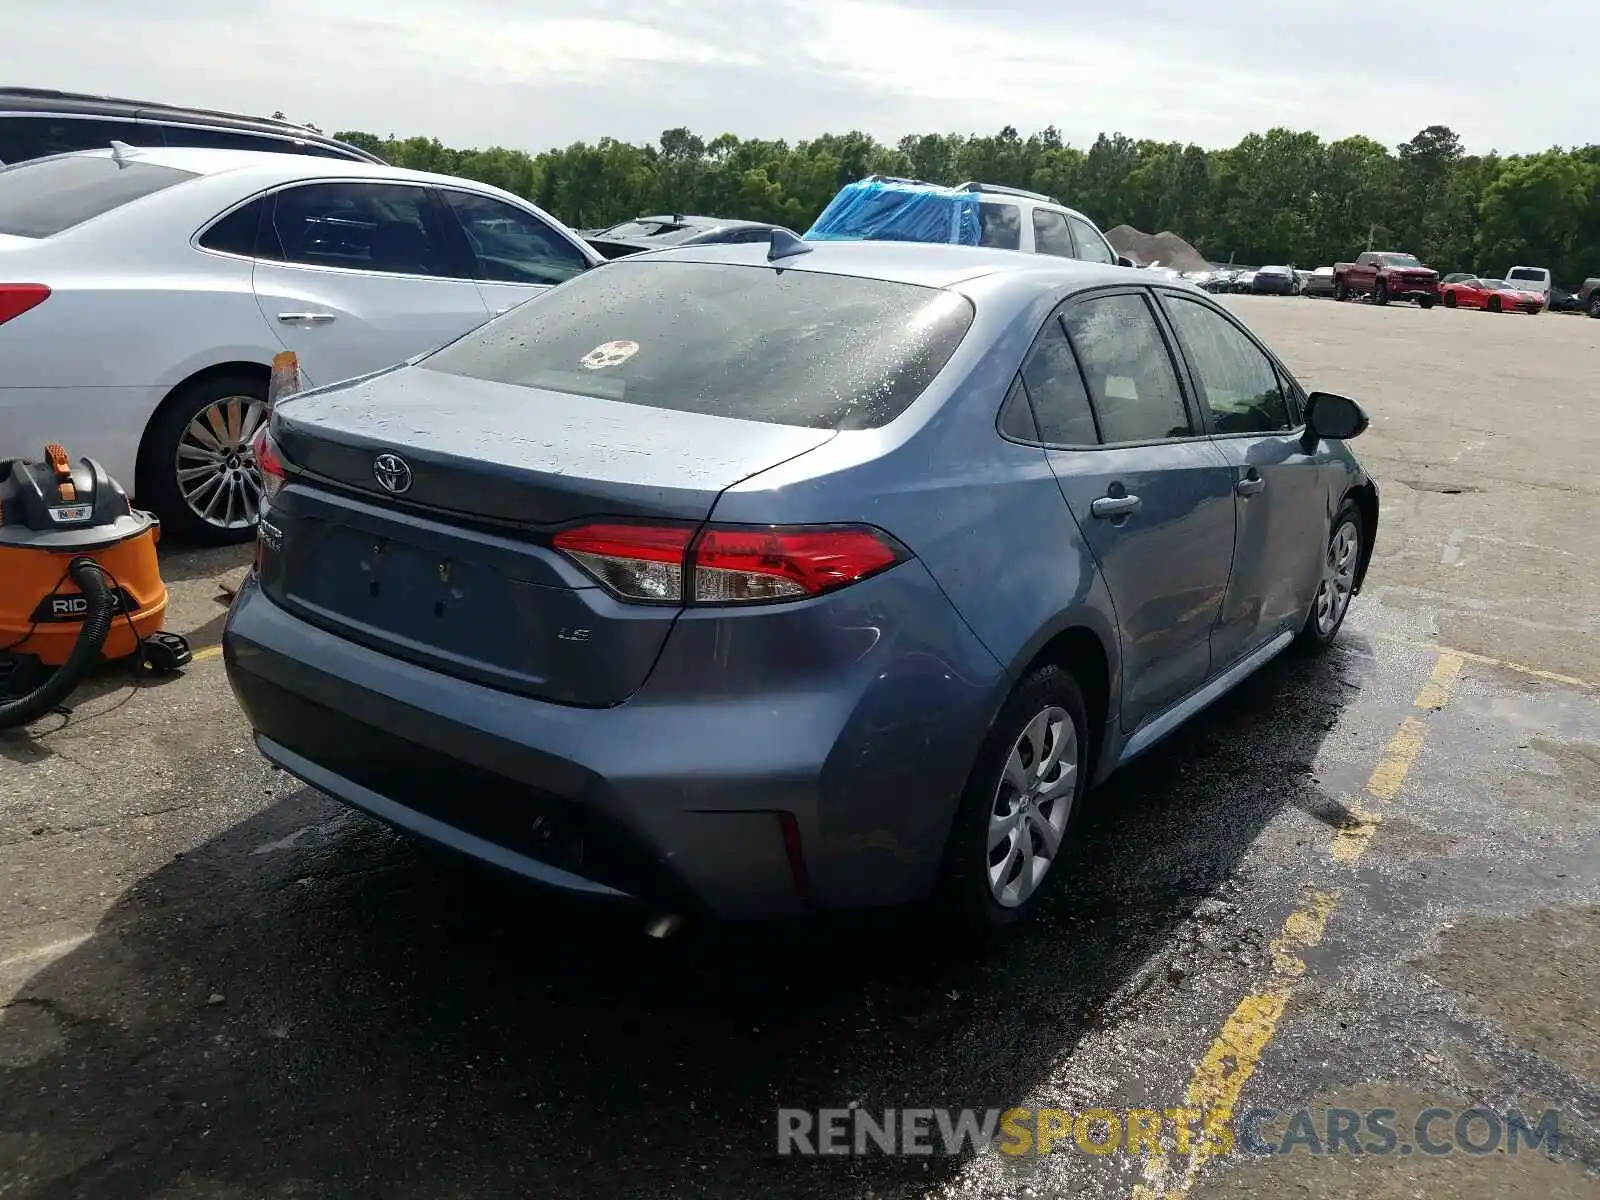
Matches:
[[551, 522, 907, 605], [250, 427, 286, 502], [550, 522, 692, 603], [0, 284, 49, 326]]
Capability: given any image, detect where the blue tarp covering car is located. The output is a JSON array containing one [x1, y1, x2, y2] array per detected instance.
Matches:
[[804, 176, 981, 246]]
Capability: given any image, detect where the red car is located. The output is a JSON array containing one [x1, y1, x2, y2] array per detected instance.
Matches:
[[1440, 276, 1545, 314]]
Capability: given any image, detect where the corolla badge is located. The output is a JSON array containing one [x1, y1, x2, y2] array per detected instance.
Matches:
[[373, 452, 413, 495]]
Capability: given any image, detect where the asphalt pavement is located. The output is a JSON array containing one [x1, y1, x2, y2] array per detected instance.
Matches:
[[2, 295, 1597, 1199]]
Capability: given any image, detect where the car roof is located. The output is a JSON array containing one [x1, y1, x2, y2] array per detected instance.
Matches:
[[0, 88, 377, 159], [49, 145, 490, 192], [623, 238, 1141, 291], [622, 214, 770, 230]]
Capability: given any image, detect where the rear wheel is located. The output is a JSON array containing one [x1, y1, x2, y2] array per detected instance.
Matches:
[[1488, 296, 1501, 313], [941, 664, 1089, 938], [1334, 279, 1349, 301], [1297, 501, 1363, 651], [1418, 295, 1435, 310], [1589, 296, 1600, 319], [1373, 280, 1389, 306], [140, 372, 269, 545], [1444, 291, 1457, 308]]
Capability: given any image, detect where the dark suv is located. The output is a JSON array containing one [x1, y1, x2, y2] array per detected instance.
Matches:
[[0, 88, 382, 166]]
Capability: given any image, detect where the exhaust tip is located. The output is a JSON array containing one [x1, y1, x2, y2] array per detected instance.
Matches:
[[644, 913, 685, 939]]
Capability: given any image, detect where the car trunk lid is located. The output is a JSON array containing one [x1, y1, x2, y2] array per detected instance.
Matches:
[[262, 366, 835, 706]]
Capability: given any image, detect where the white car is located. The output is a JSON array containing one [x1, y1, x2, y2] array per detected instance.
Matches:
[[1504, 265, 1552, 302], [0, 145, 603, 541]]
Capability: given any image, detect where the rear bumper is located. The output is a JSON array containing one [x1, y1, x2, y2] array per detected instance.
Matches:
[[222, 566, 1002, 921], [1389, 279, 1440, 301]]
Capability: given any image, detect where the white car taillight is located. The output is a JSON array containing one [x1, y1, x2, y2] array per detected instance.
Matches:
[[0, 283, 49, 326]]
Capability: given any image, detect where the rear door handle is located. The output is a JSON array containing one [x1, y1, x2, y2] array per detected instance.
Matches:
[[1090, 494, 1142, 519], [1236, 473, 1266, 496], [278, 312, 336, 324]]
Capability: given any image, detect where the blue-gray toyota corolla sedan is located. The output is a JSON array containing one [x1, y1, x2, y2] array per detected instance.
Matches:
[[224, 238, 1378, 935]]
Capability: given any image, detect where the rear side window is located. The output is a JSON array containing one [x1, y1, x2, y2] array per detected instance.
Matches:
[[979, 202, 1021, 250], [0, 114, 153, 166], [1021, 319, 1099, 445], [0, 155, 196, 237], [1062, 293, 1191, 442], [263, 181, 462, 277], [199, 197, 266, 256], [421, 260, 975, 430]]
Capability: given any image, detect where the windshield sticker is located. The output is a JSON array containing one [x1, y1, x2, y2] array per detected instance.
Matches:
[[580, 340, 640, 370]]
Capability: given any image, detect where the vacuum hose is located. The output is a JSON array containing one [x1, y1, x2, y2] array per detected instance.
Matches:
[[0, 557, 115, 731]]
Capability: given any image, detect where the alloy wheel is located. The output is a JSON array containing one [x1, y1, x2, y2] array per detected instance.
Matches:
[[176, 395, 268, 531], [987, 706, 1078, 908], [1314, 519, 1360, 636]]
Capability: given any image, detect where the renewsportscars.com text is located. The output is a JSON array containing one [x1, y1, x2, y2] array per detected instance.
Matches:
[[776, 1105, 1563, 1158]]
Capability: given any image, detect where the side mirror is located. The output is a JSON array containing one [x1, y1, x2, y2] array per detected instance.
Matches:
[[1301, 391, 1369, 450], [1116, 255, 1136, 268]]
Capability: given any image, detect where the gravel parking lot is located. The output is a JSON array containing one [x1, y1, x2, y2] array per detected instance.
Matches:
[[2, 295, 1597, 1199]]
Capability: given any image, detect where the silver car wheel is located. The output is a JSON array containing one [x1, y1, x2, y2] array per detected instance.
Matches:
[[176, 395, 268, 530], [1314, 518, 1360, 636], [988, 705, 1078, 908]]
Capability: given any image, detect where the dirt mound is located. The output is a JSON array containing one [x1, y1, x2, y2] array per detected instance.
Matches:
[[1105, 225, 1210, 273]]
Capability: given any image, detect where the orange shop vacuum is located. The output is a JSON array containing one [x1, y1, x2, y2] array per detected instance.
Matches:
[[0, 444, 191, 730]]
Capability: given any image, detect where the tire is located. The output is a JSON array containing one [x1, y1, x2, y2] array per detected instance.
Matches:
[[1334, 279, 1349, 301], [139, 371, 270, 545], [940, 664, 1090, 938], [1444, 291, 1457, 308], [1296, 500, 1363, 652], [1373, 280, 1389, 306], [1589, 296, 1600, 319], [1418, 295, 1435, 310], [1488, 296, 1501, 314]]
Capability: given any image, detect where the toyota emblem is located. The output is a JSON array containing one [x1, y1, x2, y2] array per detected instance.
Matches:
[[373, 452, 413, 495]]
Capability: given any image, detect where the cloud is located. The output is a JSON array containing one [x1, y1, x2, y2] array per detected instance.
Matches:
[[4, 0, 1597, 153]]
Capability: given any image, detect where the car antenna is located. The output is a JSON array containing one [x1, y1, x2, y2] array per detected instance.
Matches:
[[108, 140, 137, 168], [767, 228, 812, 262]]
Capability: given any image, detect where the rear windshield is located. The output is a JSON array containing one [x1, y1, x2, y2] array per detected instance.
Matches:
[[601, 219, 680, 238], [1507, 268, 1543, 281], [0, 155, 196, 237], [420, 259, 976, 430]]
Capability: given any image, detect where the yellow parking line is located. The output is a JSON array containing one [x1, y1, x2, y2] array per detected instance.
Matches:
[[1412, 651, 1467, 712], [1370, 634, 1593, 691], [191, 644, 222, 662], [1131, 651, 1462, 1199]]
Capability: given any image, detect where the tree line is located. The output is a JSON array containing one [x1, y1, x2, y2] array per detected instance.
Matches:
[[330, 124, 1600, 284]]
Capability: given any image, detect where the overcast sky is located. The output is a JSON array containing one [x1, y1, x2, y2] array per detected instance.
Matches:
[[8, 1, 1599, 155]]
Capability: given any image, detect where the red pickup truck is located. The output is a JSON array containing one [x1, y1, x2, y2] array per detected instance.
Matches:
[[1333, 251, 1440, 308]]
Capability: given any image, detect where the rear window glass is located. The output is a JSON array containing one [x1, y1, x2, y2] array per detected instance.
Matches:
[[1507, 268, 1543, 281], [420, 260, 975, 430], [0, 155, 196, 237], [601, 220, 679, 238]]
